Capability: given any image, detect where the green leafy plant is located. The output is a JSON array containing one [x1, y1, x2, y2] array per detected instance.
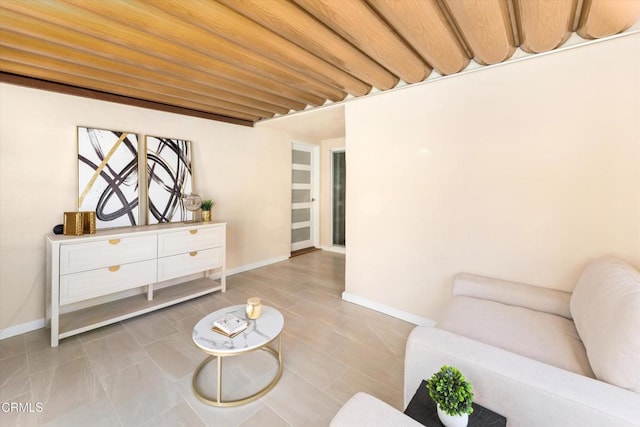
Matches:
[[201, 200, 214, 211], [426, 365, 474, 416]]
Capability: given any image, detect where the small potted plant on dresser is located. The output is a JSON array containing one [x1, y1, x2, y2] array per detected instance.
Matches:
[[426, 365, 474, 427], [201, 200, 215, 222]]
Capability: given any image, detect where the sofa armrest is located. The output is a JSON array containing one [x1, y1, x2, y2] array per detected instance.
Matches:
[[405, 326, 640, 427], [453, 273, 572, 319], [330, 393, 423, 427]]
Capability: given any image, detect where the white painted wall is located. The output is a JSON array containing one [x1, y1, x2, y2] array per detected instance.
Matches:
[[345, 34, 640, 321], [0, 84, 301, 333]]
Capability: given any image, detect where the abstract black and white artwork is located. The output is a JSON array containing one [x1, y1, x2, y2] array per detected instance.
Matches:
[[146, 136, 193, 224], [78, 127, 139, 229]]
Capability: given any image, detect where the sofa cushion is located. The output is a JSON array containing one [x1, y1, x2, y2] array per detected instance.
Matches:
[[437, 296, 595, 378], [330, 392, 423, 427], [453, 273, 572, 319], [570, 256, 640, 392]]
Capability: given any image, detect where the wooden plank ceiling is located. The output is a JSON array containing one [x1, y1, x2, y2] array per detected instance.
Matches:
[[1, 0, 639, 126]]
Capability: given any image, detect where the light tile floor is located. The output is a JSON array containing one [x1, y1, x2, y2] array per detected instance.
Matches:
[[0, 251, 415, 426]]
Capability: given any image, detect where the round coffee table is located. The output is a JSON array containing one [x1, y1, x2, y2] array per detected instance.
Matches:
[[192, 304, 284, 407]]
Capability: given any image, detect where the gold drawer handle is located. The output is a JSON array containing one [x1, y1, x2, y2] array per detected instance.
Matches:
[[189, 230, 198, 235], [189, 251, 198, 257], [108, 239, 121, 245], [108, 265, 120, 272]]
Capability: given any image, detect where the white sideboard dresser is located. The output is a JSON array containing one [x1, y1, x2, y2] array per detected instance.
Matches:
[[46, 222, 226, 346]]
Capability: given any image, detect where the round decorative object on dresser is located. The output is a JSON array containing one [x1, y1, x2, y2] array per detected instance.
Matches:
[[184, 193, 202, 222], [184, 193, 202, 211]]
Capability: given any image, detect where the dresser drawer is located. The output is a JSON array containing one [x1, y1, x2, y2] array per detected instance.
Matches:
[[60, 235, 157, 275], [158, 226, 224, 257], [158, 247, 223, 282], [59, 259, 157, 305]]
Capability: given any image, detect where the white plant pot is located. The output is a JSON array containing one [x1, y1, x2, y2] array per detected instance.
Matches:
[[437, 404, 469, 427]]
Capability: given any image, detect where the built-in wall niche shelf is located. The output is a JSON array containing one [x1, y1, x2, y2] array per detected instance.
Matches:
[[46, 222, 226, 347]]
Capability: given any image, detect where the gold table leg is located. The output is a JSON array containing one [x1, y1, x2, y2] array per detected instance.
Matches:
[[217, 353, 222, 406], [192, 335, 283, 407]]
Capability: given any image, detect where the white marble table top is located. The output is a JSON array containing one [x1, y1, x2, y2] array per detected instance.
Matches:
[[192, 305, 284, 355]]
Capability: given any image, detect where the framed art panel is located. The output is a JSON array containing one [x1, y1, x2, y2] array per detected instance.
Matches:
[[146, 135, 193, 224], [77, 127, 139, 229]]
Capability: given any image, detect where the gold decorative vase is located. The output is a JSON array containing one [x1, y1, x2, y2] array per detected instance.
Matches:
[[201, 210, 211, 222], [63, 212, 83, 236], [82, 211, 96, 234]]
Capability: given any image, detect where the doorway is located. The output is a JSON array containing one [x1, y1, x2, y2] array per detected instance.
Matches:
[[331, 149, 346, 247], [291, 142, 319, 252]]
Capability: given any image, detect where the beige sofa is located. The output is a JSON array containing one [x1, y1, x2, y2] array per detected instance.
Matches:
[[332, 257, 640, 426]]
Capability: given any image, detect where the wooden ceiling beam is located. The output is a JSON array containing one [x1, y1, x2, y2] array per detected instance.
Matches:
[[0, 9, 305, 112], [578, 0, 640, 39], [367, 0, 470, 75], [0, 48, 270, 120], [0, 61, 261, 122], [0, 72, 253, 126], [147, 0, 372, 96], [514, 0, 577, 53], [0, 29, 287, 117], [219, 0, 398, 91], [293, 0, 431, 84], [0, 1, 325, 107], [60, 0, 344, 103], [442, 0, 516, 65]]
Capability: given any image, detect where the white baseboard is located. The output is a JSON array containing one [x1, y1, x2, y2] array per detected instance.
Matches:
[[321, 245, 346, 254], [225, 255, 290, 277], [341, 292, 436, 326], [0, 255, 290, 341], [0, 318, 46, 340]]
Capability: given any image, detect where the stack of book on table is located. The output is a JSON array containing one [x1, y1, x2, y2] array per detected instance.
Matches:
[[212, 314, 248, 337]]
